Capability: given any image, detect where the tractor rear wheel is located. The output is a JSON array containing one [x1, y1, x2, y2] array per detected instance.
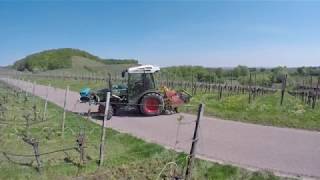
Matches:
[[140, 93, 164, 116]]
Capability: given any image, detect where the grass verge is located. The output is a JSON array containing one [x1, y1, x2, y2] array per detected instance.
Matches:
[[183, 92, 320, 131]]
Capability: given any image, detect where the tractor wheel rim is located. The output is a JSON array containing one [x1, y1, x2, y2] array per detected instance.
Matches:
[[144, 98, 160, 113]]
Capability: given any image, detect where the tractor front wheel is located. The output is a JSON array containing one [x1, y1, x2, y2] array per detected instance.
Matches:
[[140, 93, 164, 116], [98, 103, 114, 120]]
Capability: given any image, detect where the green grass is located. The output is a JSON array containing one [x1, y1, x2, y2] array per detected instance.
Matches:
[[0, 82, 284, 179], [183, 91, 320, 131]]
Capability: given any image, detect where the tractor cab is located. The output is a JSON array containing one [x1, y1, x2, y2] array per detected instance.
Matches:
[[121, 65, 160, 103]]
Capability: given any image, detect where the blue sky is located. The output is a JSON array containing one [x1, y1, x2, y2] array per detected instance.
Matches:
[[0, 1, 320, 67]]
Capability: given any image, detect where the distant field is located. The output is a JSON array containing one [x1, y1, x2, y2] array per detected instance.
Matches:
[[16, 76, 320, 131], [0, 82, 282, 179]]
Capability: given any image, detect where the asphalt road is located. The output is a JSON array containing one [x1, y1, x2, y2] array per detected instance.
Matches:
[[2, 78, 320, 179]]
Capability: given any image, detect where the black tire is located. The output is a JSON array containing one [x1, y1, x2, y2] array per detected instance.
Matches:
[[139, 93, 164, 116], [111, 105, 117, 116], [98, 103, 113, 120], [107, 106, 113, 120]]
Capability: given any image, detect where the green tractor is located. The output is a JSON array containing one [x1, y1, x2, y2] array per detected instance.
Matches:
[[80, 65, 191, 119]]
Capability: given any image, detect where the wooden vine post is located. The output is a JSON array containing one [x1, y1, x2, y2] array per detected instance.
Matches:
[[43, 84, 50, 121], [219, 85, 223, 100], [312, 77, 319, 109], [280, 74, 287, 106], [191, 72, 195, 95], [166, 72, 169, 87], [185, 104, 204, 180], [253, 73, 257, 100], [318, 77, 320, 100], [32, 81, 36, 104], [230, 73, 233, 87], [25, 80, 31, 98], [62, 85, 69, 138], [248, 73, 252, 104], [99, 91, 111, 167]]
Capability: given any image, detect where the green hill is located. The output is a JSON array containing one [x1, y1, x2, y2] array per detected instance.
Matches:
[[13, 48, 138, 72], [41, 56, 137, 76]]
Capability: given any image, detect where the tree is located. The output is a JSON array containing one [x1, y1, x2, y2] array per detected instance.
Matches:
[[214, 68, 223, 78], [271, 66, 288, 83], [260, 68, 266, 72], [249, 67, 257, 72], [233, 65, 249, 77], [297, 67, 307, 75]]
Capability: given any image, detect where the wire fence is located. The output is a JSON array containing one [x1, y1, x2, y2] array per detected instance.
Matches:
[[2, 70, 320, 107], [4, 72, 311, 111]]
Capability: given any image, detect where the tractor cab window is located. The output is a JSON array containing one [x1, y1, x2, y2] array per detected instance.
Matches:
[[142, 73, 155, 90], [128, 73, 155, 100]]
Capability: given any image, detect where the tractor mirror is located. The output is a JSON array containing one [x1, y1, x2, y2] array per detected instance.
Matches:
[[121, 71, 126, 78]]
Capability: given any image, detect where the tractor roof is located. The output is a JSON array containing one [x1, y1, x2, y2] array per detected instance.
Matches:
[[127, 65, 160, 74]]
